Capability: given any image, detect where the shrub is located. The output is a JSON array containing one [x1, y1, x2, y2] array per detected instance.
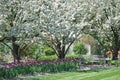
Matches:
[[73, 43, 87, 55], [109, 60, 120, 67], [38, 55, 57, 61], [44, 48, 55, 56], [82, 61, 92, 65], [38, 54, 79, 61], [66, 54, 79, 59], [20, 43, 42, 59]]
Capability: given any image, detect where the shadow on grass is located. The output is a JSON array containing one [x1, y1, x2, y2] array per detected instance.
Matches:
[[77, 68, 109, 73]]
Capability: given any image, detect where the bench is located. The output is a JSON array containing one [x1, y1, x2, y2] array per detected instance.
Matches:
[[80, 55, 106, 65]]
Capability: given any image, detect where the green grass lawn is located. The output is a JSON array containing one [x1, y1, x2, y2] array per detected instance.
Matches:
[[24, 68, 120, 80]]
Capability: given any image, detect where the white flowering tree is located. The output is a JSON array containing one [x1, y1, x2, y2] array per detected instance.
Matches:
[[26, 0, 91, 59], [0, 0, 36, 62], [82, 0, 120, 59]]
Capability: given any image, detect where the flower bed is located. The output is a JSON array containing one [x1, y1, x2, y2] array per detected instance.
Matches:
[[0, 58, 79, 79]]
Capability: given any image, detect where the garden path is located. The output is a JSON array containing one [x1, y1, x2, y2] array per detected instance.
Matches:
[[79, 64, 114, 71]]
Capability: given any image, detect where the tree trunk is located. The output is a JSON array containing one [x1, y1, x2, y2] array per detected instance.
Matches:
[[58, 53, 65, 59], [112, 46, 119, 60], [12, 36, 20, 63], [112, 34, 119, 60], [111, 26, 119, 60], [56, 42, 66, 59]]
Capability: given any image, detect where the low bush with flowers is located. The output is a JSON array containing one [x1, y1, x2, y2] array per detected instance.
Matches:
[[118, 50, 120, 56], [106, 50, 113, 60], [0, 58, 79, 79]]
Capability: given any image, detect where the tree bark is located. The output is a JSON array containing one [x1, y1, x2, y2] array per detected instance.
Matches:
[[111, 28, 119, 60], [54, 41, 66, 59], [57, 42, 65, 59], [112, 46, 119, 60], [58, 53, 65, 59], [12, 36, 20, 63]]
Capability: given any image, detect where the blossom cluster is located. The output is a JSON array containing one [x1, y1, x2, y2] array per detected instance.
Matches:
[[106, 50, 113, 55]]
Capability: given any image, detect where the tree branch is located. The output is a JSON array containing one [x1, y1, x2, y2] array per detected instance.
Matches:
[[2, 42, 12, 50]]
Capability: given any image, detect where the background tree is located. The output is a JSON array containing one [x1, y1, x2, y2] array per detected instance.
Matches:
[[26, 0, 91, 59], [81, 0, 120, 59], [0, 0, 35, 62]]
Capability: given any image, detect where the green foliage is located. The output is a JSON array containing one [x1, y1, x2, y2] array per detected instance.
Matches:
[[108, 60, 120, 67], [38, 55, 79, 61], [0, 44, 10, 55], [38, 55, 57, 61], [44, 48, 55, 56], [20, 43, 42, 59], [73, 43, 87, 55], [66, 54, 79, 59], [82, 61, 92, 65]]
